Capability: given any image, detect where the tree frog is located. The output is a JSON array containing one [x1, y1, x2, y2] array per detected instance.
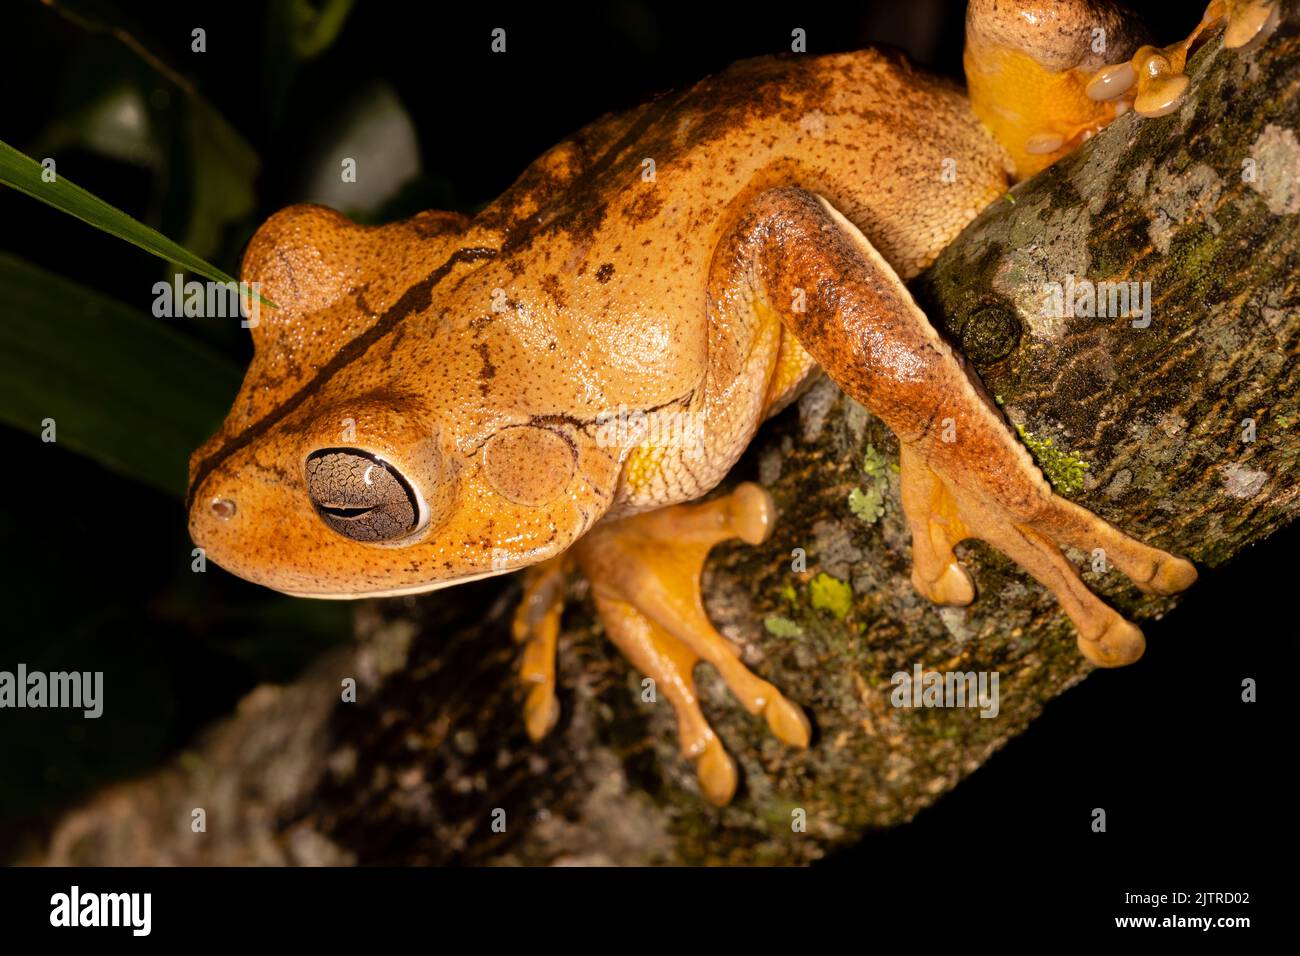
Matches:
[[188, 0, 1275, 805]]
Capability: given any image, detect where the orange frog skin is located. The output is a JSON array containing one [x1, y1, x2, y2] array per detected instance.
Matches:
[[188, 0, 1275, 805]]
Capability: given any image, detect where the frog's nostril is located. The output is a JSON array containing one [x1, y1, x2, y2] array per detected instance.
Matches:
[[210, 498, 237, 520]]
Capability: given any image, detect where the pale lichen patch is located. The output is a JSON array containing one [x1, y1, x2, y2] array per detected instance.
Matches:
[[1220, 462, 1269, 498], [937, 607, 974, 644], [813, 518, 863, 579], [1126, 161, 1151, 197], [797, 376, 840, 442], [1247, 124, 1300, 214]]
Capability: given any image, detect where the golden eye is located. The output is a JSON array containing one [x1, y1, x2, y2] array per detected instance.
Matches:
[[305, 449, 422, 542], [482, 426, 576, 506]]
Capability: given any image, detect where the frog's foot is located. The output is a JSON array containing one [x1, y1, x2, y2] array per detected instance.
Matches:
[[899, 441, 1196, 667], [512, 554, 570, 741], [964, 0, 1151, 179], [964, 0, 1279, 179], [571, 483, 811, 806], [1087, 0, 1280, 119]]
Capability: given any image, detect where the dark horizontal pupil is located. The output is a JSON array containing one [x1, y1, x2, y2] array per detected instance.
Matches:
[[318, 505, 376, 518]]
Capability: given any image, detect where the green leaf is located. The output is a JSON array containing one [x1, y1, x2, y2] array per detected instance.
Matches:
[[0, 139, 275, 309], [0, 252, 241, 496]]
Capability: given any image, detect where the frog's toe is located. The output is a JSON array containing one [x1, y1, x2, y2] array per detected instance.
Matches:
[[1023, 493, 1197, 599], [765, 693, 812, 749], [724, 480, 777, 545], [522, 683, 560, 742], [911, 560, 976, 608], [1144, 553, 1199, 596], [1104, 0, 1280, 119], [696, 738, 739, 807], [590, 591, 746, 805], [1130, 57, 1190, 119], [1221, 0, 1281, 49], [976, 510, 1151, 666], [1078, 615, 1146, 668]]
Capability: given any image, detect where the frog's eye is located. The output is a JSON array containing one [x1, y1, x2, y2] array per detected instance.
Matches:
[[305, 449, 423, 543]]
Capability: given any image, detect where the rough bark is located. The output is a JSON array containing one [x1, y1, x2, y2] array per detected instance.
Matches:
[[33, 9, 1299, 866]]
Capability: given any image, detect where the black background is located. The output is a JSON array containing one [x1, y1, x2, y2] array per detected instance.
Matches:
[[0, 0, 1291, 912]]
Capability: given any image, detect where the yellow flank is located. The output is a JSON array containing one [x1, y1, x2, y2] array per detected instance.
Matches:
[[622, 442, 667, 494], [766, 329, 818, 412]]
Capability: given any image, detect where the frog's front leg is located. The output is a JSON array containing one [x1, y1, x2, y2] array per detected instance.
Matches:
[[512, 483, 810, 806], [513, 554, 570, 742], [721, 187, 1196, 667]]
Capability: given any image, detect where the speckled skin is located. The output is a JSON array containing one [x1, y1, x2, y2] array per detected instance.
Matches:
[[187, 48, 1012, 597]]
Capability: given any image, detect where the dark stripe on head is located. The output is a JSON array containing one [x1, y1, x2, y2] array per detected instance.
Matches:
[[186, 246, 498, 509]]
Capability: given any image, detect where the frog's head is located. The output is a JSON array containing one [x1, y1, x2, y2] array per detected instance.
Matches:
[[187, 205, 625, 598]]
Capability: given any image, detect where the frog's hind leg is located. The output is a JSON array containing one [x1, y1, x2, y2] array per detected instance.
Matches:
[[720, 186, 1196, 667], [572, 483, 811, 806]]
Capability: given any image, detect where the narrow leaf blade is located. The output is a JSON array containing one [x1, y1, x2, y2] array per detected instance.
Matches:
[[0, 251, 241, 497], [0, 139, 276, 309]]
